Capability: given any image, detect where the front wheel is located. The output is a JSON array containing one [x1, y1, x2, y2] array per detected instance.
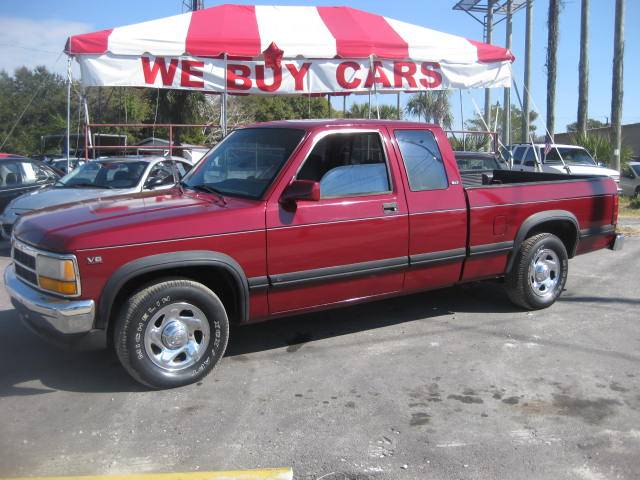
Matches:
[[506, 233, 568, 310], [114, 279, 229, 388]]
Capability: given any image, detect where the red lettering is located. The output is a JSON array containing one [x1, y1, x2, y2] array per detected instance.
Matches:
[[393, 61, 417, 88], [141, 57, 178, 86], [364, 61, 391, 89], [256, 65, 282, 92], [180, 60, 204, 88], [227, 64, 252, 90], [285, 63, 311, 91], [419, 62, 443, 89], [336, 61, 361, 89]]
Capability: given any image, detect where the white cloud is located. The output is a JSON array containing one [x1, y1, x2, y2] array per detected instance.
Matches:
[[0, 17, 93, 76]]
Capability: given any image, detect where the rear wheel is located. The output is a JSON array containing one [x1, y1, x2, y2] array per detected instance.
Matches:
[[114, 279, 229, 388], [634, 186, 640, 198], [506, 233, 568, 310]]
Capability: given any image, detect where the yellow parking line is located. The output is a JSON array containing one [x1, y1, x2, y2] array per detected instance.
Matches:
[[1, 468, 294, 480]]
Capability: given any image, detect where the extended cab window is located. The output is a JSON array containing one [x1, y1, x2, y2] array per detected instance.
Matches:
[[297, 132, 390, 198], [395, 130, 448, 191], [184, 128, 305, 199]]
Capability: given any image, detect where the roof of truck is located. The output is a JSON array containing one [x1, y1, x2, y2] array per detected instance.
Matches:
[[245, 119, 439, 129]]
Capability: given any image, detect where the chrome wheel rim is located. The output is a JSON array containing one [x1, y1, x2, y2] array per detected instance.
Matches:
[[144, 302, 210, 371], [528, 248, 560, 298]]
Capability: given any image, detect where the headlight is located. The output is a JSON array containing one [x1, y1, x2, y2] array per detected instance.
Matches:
[[37, 254, 79, 296]]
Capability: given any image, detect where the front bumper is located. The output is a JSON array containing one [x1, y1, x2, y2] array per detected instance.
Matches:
[[4, 264, 103, 347], [609, 233, 625, 251]]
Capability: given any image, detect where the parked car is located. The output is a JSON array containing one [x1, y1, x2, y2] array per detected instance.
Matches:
[[510, 143, 621, 190], [0, 153, 60, 222], [620, 162, 640, 197], [5, 120, 622, 388], [0, 156, 192, 239], [455, 151, 508, 186]]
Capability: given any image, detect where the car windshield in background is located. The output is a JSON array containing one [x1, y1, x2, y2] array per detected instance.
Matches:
[[456, 155, 503, 171], [545, 148, 597, 166], [183, 128, 305, 199], [58, 161, 148, 189]]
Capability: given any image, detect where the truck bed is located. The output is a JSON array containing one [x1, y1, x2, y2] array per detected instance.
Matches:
[[461, 169, 597, 188]]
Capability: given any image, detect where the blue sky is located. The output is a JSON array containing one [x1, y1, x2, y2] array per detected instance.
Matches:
[[0, 0, 638, 135]]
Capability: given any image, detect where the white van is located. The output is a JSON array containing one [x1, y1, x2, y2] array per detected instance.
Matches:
[[510, 143, 620, 191]]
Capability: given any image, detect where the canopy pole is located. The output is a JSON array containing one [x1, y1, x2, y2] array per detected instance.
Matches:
[[222, 53, 228, 137], [369, 55, 380, 120], [66, 55, 72, 171], [396, 92, 401, 120]]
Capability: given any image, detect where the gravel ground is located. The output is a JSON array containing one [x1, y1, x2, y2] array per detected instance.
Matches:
[[0, 239, 638, 480]]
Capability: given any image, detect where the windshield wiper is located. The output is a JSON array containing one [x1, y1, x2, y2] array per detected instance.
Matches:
[[184, 183, 227, 205], [60, 182, 114, 189]]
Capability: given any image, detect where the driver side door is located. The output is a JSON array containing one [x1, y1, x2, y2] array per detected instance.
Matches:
[[265, 129, 409, 315]]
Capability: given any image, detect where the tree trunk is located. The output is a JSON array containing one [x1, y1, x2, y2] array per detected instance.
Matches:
[[577, 0, 589, 136], [611, 0, 625, 171], [546, 0, 561, 143]]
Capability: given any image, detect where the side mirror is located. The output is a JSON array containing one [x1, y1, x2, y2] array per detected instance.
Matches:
[[145, 174, 173, 189], [279, 179, 320, 210]]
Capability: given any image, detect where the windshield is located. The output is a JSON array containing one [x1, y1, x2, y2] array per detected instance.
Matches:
[[182, 128, 305, 199], [632, 165, 640, 176], [58, 161, 148, 189], [544, 147, 597, 166]]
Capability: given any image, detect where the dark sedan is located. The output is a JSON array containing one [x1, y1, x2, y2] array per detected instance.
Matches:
[[0, 154, 60, 218]]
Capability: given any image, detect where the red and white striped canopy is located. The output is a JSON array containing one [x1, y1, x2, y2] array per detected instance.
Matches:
[[66, 4, 514, 94]]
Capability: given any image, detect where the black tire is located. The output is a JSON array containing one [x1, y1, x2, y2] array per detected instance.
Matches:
[[634, 187, 640, 199], [114, 278, 229, 389], [505, 233, 568, 310]]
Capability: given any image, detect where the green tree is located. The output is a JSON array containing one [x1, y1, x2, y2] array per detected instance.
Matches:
[[465, 103, 538, 143], [405, 91, 452, 128], [236, 96, 327, 123], [346, 102, 399, 119], [566, 118, 605, 132]]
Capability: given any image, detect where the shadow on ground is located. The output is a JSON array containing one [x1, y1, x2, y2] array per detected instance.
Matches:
[[0, 281, 516, 396]]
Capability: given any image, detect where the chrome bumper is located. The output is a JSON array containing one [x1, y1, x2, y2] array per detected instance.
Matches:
[[4, 264, 95, 335], [610, 233, 625, 251]]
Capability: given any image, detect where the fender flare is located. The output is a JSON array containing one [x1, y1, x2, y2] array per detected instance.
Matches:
[[96, 250, 249, 330], [507, 210, 580, 272]]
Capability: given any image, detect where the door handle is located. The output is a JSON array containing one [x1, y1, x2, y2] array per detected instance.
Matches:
[[383, 202, 398, 213]]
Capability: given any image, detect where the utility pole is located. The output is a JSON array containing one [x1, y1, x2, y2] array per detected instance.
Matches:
[[577, 0, 589, 136], [484, 0, 495, 130], [522, 0, 533, 142], [611, 0, 625, 171], [502, 0, 513, 146], [546, 0, 561, 143]]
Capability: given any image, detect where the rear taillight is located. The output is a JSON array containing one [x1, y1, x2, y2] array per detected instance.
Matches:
[[613, 193, 619, 225]]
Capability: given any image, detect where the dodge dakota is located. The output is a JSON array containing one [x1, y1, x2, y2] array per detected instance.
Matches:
[[5, 120, 624, 388]]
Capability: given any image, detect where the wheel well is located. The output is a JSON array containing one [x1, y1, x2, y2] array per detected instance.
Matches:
[[525, 220, 578, 257], [106, 266, 242, 346]]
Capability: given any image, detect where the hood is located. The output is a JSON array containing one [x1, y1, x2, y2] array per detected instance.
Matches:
[[7, 187, 134, 212], [13, 188, 264, 252], [547, 165, 619, 177]]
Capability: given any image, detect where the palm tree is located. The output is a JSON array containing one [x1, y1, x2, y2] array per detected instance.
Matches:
[[577, 0, 589, 135], [405, 91, 453, 128], [347, 103, 399, 119], [611, 0, 625, 171], [546, 0, 563, 142]]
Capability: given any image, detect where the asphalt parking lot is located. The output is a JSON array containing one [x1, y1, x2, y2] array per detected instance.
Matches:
[[0, 237, 639, 480]]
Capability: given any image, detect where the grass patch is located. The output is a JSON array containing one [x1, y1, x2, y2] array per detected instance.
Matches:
[[619, 196, 640, 218]]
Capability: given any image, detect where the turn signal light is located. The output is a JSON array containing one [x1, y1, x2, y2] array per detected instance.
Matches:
[[38, 276, 78, 296]]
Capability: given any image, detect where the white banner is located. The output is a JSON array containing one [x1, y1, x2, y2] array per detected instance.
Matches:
[[77, 55, 511, 94]]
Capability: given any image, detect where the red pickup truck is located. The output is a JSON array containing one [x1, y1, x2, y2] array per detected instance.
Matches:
[[5, 120, 623, 388]]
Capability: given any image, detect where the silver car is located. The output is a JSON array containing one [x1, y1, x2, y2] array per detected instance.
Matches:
[[0, 156, 193, 239], [621, 162, 640, 197]]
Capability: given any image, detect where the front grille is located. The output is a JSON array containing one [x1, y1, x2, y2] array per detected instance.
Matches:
[[12, 242, 38, 286], [15, 263, 37, 285], [14, 248, 36, 270]]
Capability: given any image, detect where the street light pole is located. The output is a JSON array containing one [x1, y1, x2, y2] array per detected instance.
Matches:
[[502, 0, 513, 146], [522, 0, 533, 143]]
